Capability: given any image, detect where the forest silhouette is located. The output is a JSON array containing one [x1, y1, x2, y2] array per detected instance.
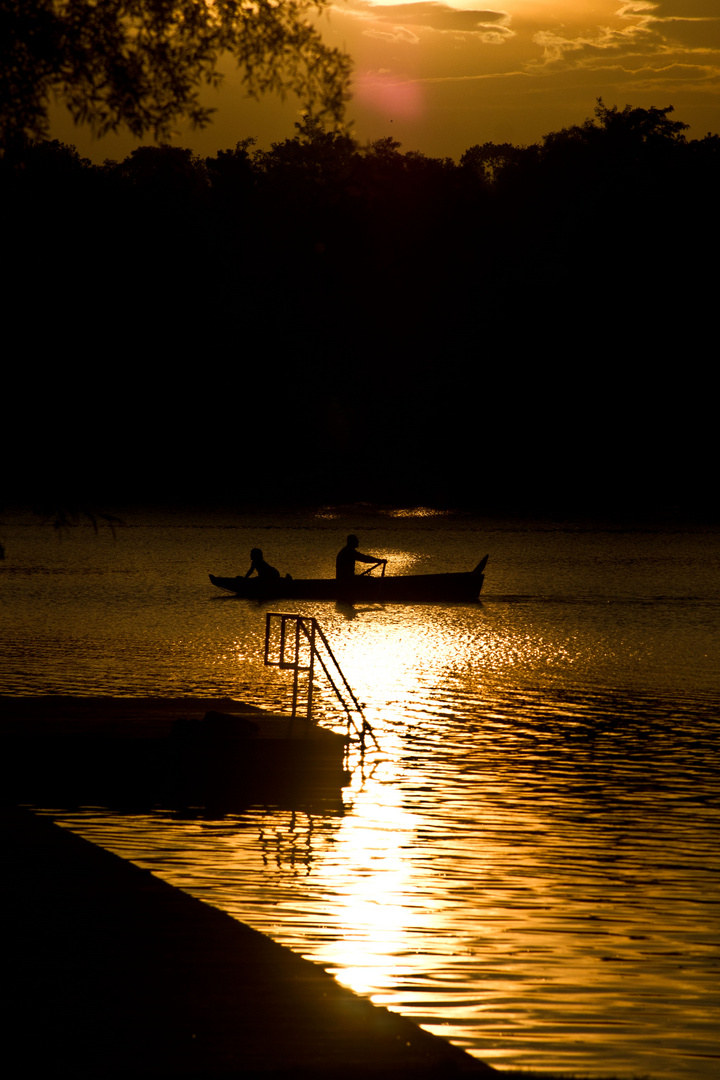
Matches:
[[4, 102, 717, 518]]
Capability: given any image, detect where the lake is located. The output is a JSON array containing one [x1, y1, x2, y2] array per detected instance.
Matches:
[[2, 504, 719, 1078]]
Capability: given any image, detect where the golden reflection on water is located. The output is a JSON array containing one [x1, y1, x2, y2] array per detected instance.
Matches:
[[316, 775, 422, 999], [13, 515, 720, 1079], [44, 674, 720, 1080], [319, 604, 576, 734]]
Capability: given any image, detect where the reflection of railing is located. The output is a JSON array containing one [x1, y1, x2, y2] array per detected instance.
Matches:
[[264, 612, 378, 749]]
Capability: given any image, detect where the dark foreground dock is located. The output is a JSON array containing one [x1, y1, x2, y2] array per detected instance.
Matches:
[[4, 807, 492, 1078], [1, 696, 350, 813], [2, 697, 493, 1077]]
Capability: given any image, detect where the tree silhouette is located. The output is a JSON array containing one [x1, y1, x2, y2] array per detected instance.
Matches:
[[459, 141, 536, 188], [540, 99, 689, 166], [3, 98, 718, 516], [0, 0, 352, 151]]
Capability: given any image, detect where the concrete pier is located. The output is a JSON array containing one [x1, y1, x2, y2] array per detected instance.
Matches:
[[1, 696, 494, 1077], [1, 696, 350, 812], [3, 806, 493, 1078]]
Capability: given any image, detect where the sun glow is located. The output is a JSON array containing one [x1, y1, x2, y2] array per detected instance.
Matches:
[[355, 70, 426, 120], [310, 776, 441, 999]]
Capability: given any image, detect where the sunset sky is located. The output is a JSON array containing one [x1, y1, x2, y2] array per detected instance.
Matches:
[[51, 0, 720, 161]]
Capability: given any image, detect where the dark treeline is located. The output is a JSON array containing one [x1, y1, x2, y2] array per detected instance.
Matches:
[[4, 101, 718, 515]]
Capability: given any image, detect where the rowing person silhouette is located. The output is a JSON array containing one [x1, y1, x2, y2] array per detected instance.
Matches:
[[335, 534, 386, 583], [245, 548, 280, 580]]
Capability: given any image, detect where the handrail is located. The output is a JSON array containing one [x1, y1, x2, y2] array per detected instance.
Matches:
[[264, 612, 378, 749]]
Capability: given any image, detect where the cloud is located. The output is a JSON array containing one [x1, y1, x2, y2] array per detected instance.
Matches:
[[531, 26, 649, 70], [364, 25, 422, 44], [527, 1, 720, 74], [344, 1, 513, 41], [327, 0, 720, 153], [636, 0, 720, 17]]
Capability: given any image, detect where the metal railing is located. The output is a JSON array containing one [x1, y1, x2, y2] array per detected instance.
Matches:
[[264, 612, 378, 749]]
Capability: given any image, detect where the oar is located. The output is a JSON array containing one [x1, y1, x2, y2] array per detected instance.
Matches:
[[357, 559, 387, 602], [358, 560, 385, 577]]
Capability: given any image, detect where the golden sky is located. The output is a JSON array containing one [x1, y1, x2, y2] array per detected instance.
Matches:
[[52, 0, 720, 160]]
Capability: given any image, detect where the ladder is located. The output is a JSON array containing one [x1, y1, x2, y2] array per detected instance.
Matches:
[[264, 612, 378, 749]]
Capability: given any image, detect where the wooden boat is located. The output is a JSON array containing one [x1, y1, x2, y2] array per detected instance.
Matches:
[[209, 555, 488, 603]]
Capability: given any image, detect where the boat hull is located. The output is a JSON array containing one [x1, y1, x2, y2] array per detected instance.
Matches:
[[209, 557, 487, 603]]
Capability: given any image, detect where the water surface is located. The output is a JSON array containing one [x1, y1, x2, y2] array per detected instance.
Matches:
[[2, 507, 719, 1078]]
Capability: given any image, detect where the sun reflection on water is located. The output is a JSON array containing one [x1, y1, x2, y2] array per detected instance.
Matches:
[[15, 514, 720, 1079], [312, 769, 428, 999], [318, 605, 581, 737]]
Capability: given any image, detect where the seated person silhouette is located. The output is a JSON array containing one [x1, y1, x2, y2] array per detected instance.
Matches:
[[245, 548, 280, 580], [336, 534, 386, 582]]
